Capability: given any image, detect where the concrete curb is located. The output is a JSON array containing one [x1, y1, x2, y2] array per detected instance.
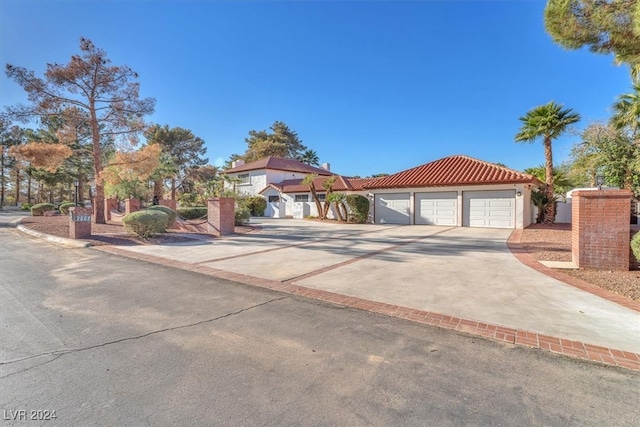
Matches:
[[0, 217, 25, 228], [16, 224, 91, 248], [507, 229, 640, 313]]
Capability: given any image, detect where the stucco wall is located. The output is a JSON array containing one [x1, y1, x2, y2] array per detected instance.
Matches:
[[226, 169, 318, 196]]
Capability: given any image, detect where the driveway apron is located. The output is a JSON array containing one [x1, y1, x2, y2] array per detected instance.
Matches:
[[110, 219, 640, 354]]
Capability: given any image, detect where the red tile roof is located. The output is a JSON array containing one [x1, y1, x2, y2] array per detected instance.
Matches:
[[260, 175, 381, 194], [225, 156, 332, 175], [363, 155, 539, 189]]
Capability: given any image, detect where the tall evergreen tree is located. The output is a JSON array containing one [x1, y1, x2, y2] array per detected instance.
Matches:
[[0, 119, 24, 207], [234, 121, 308, 163], [544, 0, 640, 81], [145, 124, 208, 200], [4, 37, 155, 223]]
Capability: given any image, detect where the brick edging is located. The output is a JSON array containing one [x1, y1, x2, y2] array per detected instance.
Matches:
[[507, 229, 640, 313], [93, 245, 640, 372]]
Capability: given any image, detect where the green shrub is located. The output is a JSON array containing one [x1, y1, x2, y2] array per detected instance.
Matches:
[[632, 232, 640, 263], [58, 202, 76, 215], [346, 194, 370, 223], [122, 210, 168, 238], [178, 192, 198, 207], [238, 196, 267, 216], [21, 203, 32, 211], [31, 203, 55, 216], [235, 206, 250, 225], [147, 205, 177, 227], [177, 206, 207, 220]]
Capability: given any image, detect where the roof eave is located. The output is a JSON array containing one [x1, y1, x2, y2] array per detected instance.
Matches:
[[364, 179, 537, 190]]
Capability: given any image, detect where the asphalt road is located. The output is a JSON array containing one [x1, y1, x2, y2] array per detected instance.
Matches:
[[1, 228, 639, 426]]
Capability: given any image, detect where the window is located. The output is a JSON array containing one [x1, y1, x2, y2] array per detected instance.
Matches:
[[317, 194, 326, 202], [294, 194, 309, 202], [268, 195, 280, 203], [238, 173, 250, 185]]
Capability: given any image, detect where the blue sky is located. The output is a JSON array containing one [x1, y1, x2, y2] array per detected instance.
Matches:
[[0, 0, 633, 178]]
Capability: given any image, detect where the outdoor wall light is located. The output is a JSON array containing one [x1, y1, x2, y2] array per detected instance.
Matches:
[[516, 191, 522, 197], [596, 175, 604, 190], [73, 180, 79, 206]]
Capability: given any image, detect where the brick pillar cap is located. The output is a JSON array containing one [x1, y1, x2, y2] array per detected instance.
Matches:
[[571, 189, 633, 198]]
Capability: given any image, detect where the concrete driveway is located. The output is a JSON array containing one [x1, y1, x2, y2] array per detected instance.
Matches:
[[111, 218, 640, 354]]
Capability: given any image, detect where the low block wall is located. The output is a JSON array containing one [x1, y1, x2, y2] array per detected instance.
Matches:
[[104, 198, 118, 221], [571, 190, 632, 271], [159, 199, 177, 210], [125, 198, 141, 215]]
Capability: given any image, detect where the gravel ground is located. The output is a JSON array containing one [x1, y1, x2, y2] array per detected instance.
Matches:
[[19, 215, 639, 301], [520, 224, 639, 301], [19, 215, 255, 246]]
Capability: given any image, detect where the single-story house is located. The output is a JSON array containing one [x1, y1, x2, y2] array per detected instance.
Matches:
[[224, 155, 541, 229], [363, 155, 540, 229]]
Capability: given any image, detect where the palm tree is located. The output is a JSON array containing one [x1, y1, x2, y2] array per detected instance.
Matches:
[[611, 84, 640, 135], [300, 149, 320, 166], [515, 101, 580, 223]]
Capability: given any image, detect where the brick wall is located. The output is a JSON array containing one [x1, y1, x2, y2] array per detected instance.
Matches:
[[104, 198, 118, 221], [125, 198, 141, 215], [572, 190, 632, 271], [159, 199, 177, 210], [207, 198, 235, 237]]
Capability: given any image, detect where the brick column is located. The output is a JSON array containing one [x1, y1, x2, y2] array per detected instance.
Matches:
[[69, 207, 92, 239], [125, 198, 141, 215], [207, 198, 235, 237], [572, 190, 632, 271], [159, 199, 177, 210], [104, 198, 118, 221]]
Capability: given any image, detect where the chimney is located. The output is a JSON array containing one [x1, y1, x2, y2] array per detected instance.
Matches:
[[231, 159, 245, 168], [321, 162, 330, 171]]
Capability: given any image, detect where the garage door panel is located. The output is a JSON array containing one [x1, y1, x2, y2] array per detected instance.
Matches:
[[375, 193, 410, 224], [489, 200, 513, 208], [488, 210, 512, 217], [463, 190, 515, 228], [415, 192, 457, 226]]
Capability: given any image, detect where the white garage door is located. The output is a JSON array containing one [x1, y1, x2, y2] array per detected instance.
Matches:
[[415, 192, 457, 226], [463, 190, 515, 228], [375, 193, 410, 224]]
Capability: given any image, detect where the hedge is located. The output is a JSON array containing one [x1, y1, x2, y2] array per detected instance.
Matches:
[[58, 202, 76, 215], [147, 205, 177, 227], [122, 210, 168, 238], [238, 196, 267, 216], [632, 232, 640, 263], [31, 203, 55, 216], [235, 206, 250, 225], [346, 194, 369, 223], [177, 206, 207, 220]]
